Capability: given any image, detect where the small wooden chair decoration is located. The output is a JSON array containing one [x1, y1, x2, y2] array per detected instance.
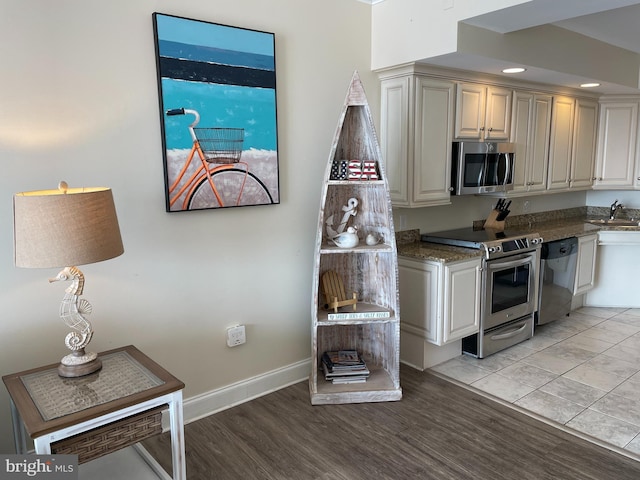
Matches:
[[322, 270, 357, 313]]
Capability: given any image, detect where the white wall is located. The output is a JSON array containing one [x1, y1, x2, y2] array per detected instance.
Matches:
[[393, 191, 588, 234], [370, 0, 529, 70], [395, 190, 640, 236], [0, 0, 375, 453], [587, 190, 640, 209]]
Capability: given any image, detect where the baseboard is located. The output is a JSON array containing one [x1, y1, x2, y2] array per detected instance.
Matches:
[[178, 358, 312, 426]]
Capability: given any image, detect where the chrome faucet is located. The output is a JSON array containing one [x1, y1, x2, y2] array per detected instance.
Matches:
[[610, 199, 624, 219]]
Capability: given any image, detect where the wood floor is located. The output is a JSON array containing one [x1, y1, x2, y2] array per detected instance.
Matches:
[[142, 365, 640, 479]]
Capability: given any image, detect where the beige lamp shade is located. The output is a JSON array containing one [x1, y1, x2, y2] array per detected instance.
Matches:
[[13, 185, 124, 268]]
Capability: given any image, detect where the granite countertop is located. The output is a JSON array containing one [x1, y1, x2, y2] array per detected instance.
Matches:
[[397, 238, 485, 263], [397, 208, 640, 264]]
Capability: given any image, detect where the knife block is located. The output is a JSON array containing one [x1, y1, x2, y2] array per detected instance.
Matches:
[[483, 209, 505, 231]]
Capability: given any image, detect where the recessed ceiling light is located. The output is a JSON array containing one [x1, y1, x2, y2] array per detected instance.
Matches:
[[580, 82, 600, 88], [502, 67, 526, 74]]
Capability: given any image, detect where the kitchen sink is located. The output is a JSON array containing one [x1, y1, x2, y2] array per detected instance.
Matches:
[[586, 218, 640, 227]]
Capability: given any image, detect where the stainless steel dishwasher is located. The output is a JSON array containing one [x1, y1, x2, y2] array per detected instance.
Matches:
[[536, 237, 578, 325]]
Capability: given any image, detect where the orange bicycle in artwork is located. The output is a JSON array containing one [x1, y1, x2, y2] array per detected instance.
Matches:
[[165, 108, 274, 210]]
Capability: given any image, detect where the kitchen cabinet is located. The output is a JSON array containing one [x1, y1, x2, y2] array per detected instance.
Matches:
[[547, 97, 597, 192], [573, 234, 597, 295], [398, 256, 481, 346], [571, 98, 598, 189], [593, 98, 639, 189], [585, 232, 640, 307], [510, 91, 552, 194], [454, 82, 511, 141], [380, 72, 455, 207]]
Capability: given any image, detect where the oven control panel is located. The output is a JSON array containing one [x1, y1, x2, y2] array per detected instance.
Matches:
[[484, 235, 543, 259]]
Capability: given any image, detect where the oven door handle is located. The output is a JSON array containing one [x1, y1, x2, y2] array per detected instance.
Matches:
[[490, 322, 528, 341], [489, 256, 533, 270]]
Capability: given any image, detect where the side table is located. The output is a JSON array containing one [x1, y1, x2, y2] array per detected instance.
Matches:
[[2, 345, 186, 480]]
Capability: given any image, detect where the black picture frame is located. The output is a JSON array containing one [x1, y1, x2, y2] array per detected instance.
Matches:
[[153, 13, 280, 212]]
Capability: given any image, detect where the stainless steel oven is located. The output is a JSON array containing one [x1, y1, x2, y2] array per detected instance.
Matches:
[[423, 228, 542, 358], [484, 250, 539, 330]]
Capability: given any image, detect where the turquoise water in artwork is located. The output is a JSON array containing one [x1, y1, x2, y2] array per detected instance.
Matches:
[[161, 78, 277, 151], [154, 14, 277, 152]]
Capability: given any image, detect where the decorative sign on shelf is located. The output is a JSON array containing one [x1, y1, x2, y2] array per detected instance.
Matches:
[[330, 160, 349, 180], [330, 160, 380, 181], [327, 310, 390, 320]]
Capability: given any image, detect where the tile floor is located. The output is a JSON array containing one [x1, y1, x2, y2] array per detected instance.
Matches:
[[430, 306, 640, 459]]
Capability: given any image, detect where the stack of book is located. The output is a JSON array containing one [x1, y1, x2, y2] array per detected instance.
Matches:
[[321, 350, 370, 384]]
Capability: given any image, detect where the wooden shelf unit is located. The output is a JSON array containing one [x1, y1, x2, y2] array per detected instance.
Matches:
[[309, 72, 402, 405]]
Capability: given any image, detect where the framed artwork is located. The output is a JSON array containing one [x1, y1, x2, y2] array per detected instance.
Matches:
[[153, 13, 280, 212]]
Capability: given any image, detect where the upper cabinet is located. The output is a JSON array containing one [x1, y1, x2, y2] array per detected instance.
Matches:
[[572, 98, 598, 189], [594, 97, 639, 189], [454, 83, 511, 141], [378, 64, 601, 206], [510, 91, 552, 194], [547, 96, 597, 192], [547, 96, 576, 191], [380, 70, 455, 208]]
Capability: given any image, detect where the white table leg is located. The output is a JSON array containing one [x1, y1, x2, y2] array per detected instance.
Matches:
[[9, 398, 28, 454], [33, 436, 52, 454], [168, 391, 186, 480]]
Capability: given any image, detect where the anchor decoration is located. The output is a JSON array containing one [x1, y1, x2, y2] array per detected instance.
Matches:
[[325, 197, 358, 239]]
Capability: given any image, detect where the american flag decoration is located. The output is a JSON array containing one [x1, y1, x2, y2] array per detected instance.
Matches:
[[330, 160, 349, 180], [362, 161, 379, 180], [348, 160, 363, 180]]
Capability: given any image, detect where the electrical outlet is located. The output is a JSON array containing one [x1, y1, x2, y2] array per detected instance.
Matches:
[[226, 325, 246, 347]]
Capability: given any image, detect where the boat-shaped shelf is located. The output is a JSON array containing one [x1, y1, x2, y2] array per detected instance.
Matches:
[[309, 71, 402, 405]]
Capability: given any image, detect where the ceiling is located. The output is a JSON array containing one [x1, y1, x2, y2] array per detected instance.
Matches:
[[422, 1, 640, 95]]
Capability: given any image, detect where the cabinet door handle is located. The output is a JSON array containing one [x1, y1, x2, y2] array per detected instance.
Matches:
[[480, 126, 485, 131], [488, 127, 493, 132]]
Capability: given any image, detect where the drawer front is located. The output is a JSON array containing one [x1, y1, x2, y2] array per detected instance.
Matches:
[[480, 314, 534, 358]]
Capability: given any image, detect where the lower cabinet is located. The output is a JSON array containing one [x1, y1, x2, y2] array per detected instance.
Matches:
[[585, 231, 640, 307], [574, 234, 598, 295], [398, 256, 482, 346]]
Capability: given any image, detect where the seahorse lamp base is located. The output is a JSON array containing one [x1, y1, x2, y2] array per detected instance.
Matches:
[[58, 349, 103, 377]]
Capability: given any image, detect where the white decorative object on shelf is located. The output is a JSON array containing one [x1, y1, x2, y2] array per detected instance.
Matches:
[[325, 197, 358, 238], [332, 226, 359, 248], [365, 233, 379, 246]]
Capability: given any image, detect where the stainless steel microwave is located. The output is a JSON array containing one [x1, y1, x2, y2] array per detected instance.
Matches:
[[451, 142, 515, 195]]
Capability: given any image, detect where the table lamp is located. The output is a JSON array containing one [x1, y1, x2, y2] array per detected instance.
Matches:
[[13, 181, 124, 377]]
